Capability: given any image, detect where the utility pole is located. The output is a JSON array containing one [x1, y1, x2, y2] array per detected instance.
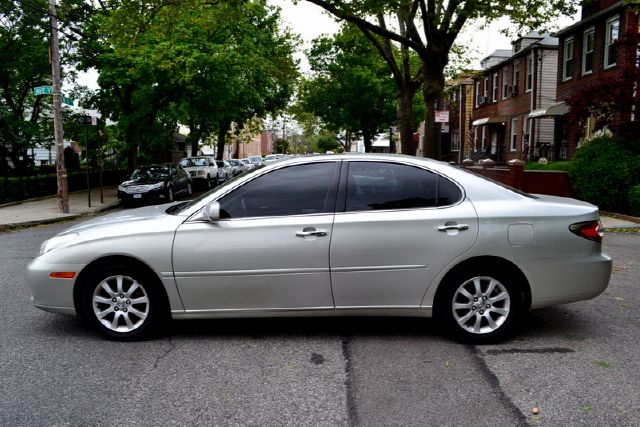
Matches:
[[49, 0, 69, 213]]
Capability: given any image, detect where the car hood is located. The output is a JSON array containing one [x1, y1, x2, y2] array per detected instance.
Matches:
[[61, 204, 182, 235]]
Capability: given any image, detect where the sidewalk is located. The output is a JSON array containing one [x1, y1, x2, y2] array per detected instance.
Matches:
[[0, 188, 638, 232], [0, 186, 119, 232]]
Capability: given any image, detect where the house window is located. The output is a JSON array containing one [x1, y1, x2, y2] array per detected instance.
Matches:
[[502, 67, 509, 99], [526, 55, 533, 91], [604, 16, 619, 68], [510, 118, 518, 151], [563, 37, 574, 80], [523, 117, 531, 149], [481, 127, 486, 151], [492, 73, 498, 102], [475, 80, 481, 107], [513, 61, 520, 94], [483, 77, 488, 101], [582, 27, 595, 74], [452, 130, 460, 151]]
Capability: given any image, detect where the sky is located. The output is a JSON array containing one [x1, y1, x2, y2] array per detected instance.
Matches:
[[78, 1, 581, 90]]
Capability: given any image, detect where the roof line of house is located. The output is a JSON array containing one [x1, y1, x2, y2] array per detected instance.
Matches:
[[481, 41, 558, 74], [553, 1, 624, 37]]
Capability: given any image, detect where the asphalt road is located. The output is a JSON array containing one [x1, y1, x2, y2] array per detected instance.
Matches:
[[1, 219, 638, 426]]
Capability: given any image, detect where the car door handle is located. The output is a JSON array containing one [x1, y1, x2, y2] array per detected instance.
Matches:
[[438, 224, 469, 232], [296, 227, 328, 237]]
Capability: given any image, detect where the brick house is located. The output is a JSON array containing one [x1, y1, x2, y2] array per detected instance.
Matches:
[[470, 34, 559, 163], [554, 0, 639, 159]]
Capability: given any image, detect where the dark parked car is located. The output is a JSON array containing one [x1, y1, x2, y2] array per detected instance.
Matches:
[[118, 163, 192, 206]]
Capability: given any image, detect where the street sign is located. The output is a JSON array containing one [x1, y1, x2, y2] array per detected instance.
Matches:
[[435, 110, 450, 123], [34, 86, 53, 96], [62, 96, 73, 106], [77, 115, 92, 125]]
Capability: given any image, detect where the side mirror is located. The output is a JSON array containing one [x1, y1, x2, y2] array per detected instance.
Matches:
[[202, 202, 221, 221]]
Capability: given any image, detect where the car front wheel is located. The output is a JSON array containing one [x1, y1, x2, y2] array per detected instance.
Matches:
[[438, 268, 521, 344], [82, 265, 165, 341]]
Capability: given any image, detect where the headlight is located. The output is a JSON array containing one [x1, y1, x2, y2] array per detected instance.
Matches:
[[197, 170, 205, 176], [148, 182, 164, 190], [38, 233, 79, 256], [118, 185, 125, 191]]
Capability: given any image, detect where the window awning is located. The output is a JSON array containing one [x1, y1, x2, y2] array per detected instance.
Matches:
[[528, 102, 569, 118], [472, 116, 507, 126]]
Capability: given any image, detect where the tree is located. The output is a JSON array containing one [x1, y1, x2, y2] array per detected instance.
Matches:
[[74, 0, 298, 169], [0, 0, 55, 173], [305, 0, 579, 158], [301, 23, 396, 152]]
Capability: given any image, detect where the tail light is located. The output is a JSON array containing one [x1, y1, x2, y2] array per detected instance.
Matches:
[[569, 220, 604, 243]]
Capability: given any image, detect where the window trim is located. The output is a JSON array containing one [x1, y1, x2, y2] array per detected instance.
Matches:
[[475, 80, 481, 107], [510, 118, 518, 152], [501, 67, 509, 99], [525, 55, 533, 92], [492, 72, 498, 102], [563, 37, 574, 81], [582, 27, 595, 75], [604, 15, 619, 69]]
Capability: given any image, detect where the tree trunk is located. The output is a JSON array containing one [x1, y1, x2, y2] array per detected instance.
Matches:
[[421, 60, 446, 160], [362, 128, 373, 152], [216, 123, 229, 161], [397, 84, 418, 155], [189, 117, 200, 158]]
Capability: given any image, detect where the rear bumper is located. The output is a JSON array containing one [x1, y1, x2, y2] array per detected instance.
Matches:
[[524, 253, 612, 309]]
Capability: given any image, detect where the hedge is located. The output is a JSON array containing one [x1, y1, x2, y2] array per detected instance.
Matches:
[[0, 169, 127, 204]]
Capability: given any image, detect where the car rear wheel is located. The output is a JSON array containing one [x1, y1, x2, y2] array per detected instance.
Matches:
[[438, 268, 521, 344], [82, 265, 165, 341]]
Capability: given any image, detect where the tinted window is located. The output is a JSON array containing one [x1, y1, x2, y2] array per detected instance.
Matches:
[[345, 162, 461, 211], [218, 162, 338, 218]]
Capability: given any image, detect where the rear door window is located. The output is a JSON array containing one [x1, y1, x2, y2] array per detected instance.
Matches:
[[345, 161, 462, 211]]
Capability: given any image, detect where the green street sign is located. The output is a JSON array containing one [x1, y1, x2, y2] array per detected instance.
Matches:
[[34, 86, 53, 96], [62, 96, 74, 106]]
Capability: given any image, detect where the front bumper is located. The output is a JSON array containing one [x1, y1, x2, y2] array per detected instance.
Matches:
[[118, 188, 168, 204], [27, 256, 83, 315]]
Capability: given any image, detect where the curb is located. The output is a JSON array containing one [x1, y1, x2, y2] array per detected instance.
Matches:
[[600, 211, 640, 224]]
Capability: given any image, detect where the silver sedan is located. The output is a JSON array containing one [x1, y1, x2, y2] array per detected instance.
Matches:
[[27, 154, 612, 343]]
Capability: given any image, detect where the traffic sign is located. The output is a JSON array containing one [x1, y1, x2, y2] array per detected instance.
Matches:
[[34, 86, 53, 96], [62, 96, 74, 106]]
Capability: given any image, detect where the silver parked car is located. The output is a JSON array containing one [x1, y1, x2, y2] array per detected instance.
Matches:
[[27, 154, 611, 342]]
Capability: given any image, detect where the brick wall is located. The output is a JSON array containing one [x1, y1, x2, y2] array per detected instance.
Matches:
[[462, 159, 572, 197]]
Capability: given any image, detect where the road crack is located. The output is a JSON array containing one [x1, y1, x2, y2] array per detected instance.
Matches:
[[341, 336, 359, 427], [469, 345, 528, 426], [153, 336, 176, 369]]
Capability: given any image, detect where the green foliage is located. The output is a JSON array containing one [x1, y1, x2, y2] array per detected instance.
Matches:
[[0, 0, 56, 172], [524, 161, 573, 172], [629, 185, 640, 217], [316, 134, 340, 153], [75, 0, 298, 166], [570, 136, 640, 213], [301, 23, 396, 152]]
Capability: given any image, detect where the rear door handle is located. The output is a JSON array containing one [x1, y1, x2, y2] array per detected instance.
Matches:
[[438, 224, 469, 232], [296, 227, 328, 237]]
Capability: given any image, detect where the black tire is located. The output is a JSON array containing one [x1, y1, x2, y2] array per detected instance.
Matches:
[[167, 186, 175, 202], [436, 267, 522, 344], [206, 175, 212, 190], [186, 181, 193, 196], [81, 264, 167, 341]]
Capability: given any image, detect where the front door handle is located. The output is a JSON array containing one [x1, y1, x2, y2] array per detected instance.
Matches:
[[296, 227, 328, 237], [438, 224, 469, 232]]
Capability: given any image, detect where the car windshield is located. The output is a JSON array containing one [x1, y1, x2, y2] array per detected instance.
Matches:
[[130, 165, 169, 180], [228, 160, 240, 166]]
